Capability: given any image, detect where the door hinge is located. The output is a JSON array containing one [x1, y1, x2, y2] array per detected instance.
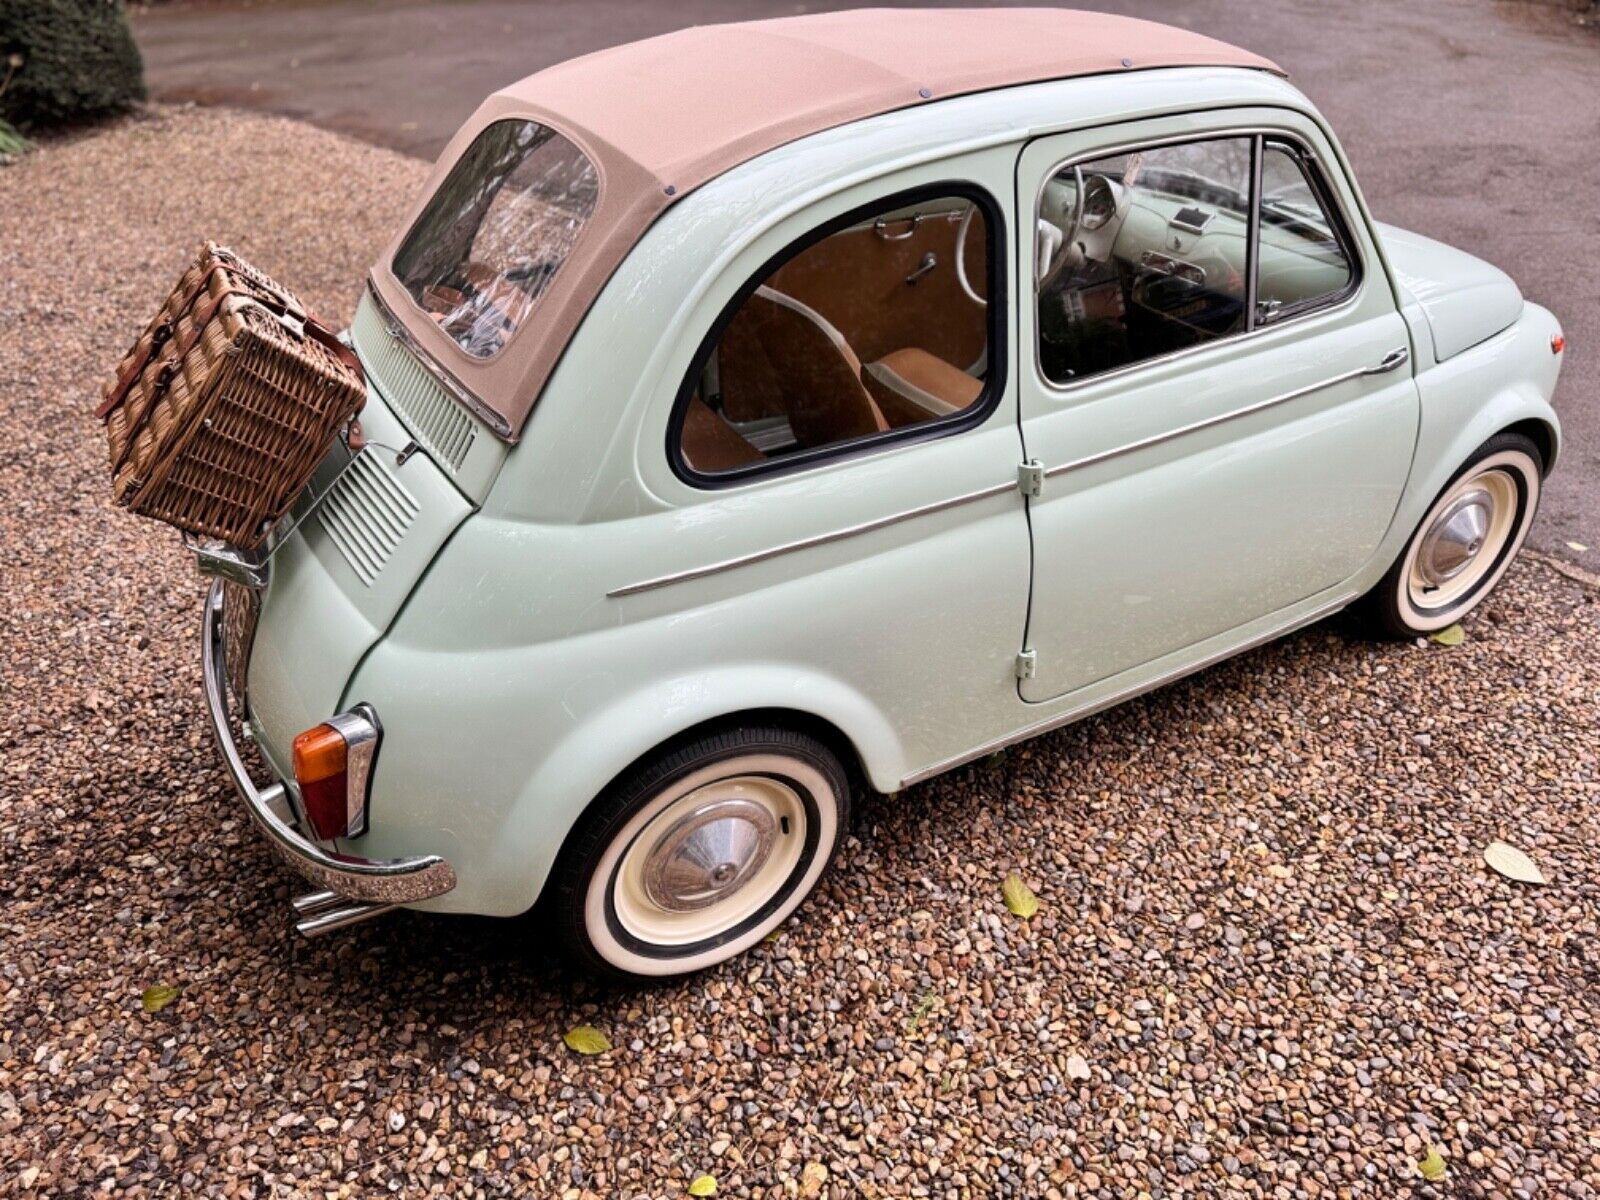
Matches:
[[1018, 459, 1044, 498], [1015, 648, 1037, 680]]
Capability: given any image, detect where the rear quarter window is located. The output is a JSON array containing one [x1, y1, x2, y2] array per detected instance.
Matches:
[[393, 119, 599, 359]]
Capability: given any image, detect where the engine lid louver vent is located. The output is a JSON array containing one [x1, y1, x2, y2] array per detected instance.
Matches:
[[351, 296, 477, 471], [317, 452, 419, 586]]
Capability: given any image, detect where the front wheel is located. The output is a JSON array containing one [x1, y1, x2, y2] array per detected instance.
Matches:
[[549, 727, 849, 980], [1356, 431, 1542, 638]]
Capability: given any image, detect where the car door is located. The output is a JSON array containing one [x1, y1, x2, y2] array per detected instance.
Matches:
[[613, 149, 1036, 782], [1016, 110, 1419, 703]]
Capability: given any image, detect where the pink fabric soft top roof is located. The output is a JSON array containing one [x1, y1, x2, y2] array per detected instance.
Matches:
[[373, 8, 1282, 438]]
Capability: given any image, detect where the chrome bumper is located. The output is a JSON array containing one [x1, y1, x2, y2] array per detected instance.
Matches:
[[202, 582, 456, 930]]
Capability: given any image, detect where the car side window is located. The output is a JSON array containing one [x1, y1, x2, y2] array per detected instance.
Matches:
[[1257, 141, 1355, 319], [674, 189, 998, 480], [1034, 135, 1362, 386], [1035, 137, 1254, 385]]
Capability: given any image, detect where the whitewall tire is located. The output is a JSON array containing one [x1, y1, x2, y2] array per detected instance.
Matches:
[[549, 728, 849, 980], [1358, 432, 1542, 638]]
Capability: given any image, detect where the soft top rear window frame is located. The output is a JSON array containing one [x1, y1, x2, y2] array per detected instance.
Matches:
[[391, 117, 602, 365]]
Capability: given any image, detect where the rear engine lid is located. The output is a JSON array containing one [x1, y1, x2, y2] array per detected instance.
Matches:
[[243, 318, 498, 773]]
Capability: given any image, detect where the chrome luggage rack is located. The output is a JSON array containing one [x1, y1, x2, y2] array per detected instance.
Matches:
[[185, 433, 419, 591]]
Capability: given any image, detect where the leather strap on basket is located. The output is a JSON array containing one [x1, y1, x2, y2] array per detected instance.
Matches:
[[104, 281, 367, 477], [99, 259, 264, 419]]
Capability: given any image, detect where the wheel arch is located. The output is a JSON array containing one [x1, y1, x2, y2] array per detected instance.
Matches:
[[1364, 305, 1562, 593], [1502, 416, 1558, 476], [483, 668, 901, 917]]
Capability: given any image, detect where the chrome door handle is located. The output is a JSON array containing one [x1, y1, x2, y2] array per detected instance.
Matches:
[[874, 214, 922, 241], [1364, 347, 1410, 375]]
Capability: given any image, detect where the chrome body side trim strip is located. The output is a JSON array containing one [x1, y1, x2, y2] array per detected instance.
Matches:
[[1042, 347, 1408, 480], [608, 479, 1016, 597], [899, 589, 1358, 787], [202, 582, 458, 908], [609, 347, 1406, 598], [365, 280, 515, 441]]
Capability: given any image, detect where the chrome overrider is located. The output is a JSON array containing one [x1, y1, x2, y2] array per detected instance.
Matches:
[[202, 581, 457, 936]]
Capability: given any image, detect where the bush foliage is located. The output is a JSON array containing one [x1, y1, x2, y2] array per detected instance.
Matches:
[[0, 0, 145, 130]]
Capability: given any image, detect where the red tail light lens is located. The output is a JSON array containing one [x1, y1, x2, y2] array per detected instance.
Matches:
[[290, 706, 381, 841], [293, 723, 350, 840], [1551, 334, 1566, 355]]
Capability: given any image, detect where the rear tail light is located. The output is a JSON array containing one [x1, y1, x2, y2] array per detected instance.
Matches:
[[1551, 333, 1566, 355], [291, 705, 381, 841]]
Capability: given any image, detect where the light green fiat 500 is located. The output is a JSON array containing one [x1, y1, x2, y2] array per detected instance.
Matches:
[[203, 10, 1565, 979]]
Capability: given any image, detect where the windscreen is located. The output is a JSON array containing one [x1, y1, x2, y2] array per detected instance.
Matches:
[[392, 119, 599, 359]]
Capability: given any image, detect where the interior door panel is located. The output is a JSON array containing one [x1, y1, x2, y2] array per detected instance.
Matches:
[[768, 207, 988, 369]]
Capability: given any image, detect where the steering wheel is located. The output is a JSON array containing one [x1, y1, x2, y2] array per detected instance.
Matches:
[[955, 206, 986, 307], [1038, 165, 1087, 290]]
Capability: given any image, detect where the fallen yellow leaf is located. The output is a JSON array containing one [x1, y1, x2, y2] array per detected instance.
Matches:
[[1429, 624, 1465, 647], [563, 1025, 611, 1055], [1417, 1145, 1447, 1181], [141, 985, 180, 1014], [1566, 541, 1588, 553], [687, 1175, 717, 1196], [1002, 873, 1039, 919]]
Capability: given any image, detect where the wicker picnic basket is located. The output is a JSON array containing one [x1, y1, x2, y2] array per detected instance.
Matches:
[[97, 243, 366, 551]]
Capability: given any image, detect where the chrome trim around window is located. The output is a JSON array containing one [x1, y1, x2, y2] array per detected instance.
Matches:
[[608, 478, 1017, 597], [900, 588, 1360, 788], [365, 280, 515, 440], [1041, 346, 1408, 480], [1030, 124, 1369, 398]]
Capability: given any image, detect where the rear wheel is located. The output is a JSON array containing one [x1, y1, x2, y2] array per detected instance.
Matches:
[[549, 727, 849, 980], [1356, 432, 1542, 638]]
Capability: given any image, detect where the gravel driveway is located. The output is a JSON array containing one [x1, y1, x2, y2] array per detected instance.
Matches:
[[2, 108, 1599, 1198]]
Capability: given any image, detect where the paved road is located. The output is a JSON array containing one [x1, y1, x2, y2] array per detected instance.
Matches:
[[132, 0, 1600, 557]]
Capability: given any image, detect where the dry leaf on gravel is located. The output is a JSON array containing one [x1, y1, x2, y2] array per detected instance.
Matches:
[[905, 991, 938, 1035], [1417, 1145, 1448, 1181], [1566, 541, 1588, 553], [1002, 873, 1039, 918], [140, 984, 180, 1014], [563, 1025, 611, 1055], [687, 1175, 717, 1196], [799, 1162, 829, 1196], [1429, 624, 1465, 646], [1484, 841, 1547, 885]]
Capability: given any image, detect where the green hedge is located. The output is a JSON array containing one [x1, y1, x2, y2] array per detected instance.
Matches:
[[0, 0, 145, 131]]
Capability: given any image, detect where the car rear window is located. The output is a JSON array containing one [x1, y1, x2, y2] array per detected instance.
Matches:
[[392, 119, 599, 359]]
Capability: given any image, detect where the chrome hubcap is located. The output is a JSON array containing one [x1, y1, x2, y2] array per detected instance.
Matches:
[[1417, 487, 1493, 587], [641, 796, 778, 912]]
